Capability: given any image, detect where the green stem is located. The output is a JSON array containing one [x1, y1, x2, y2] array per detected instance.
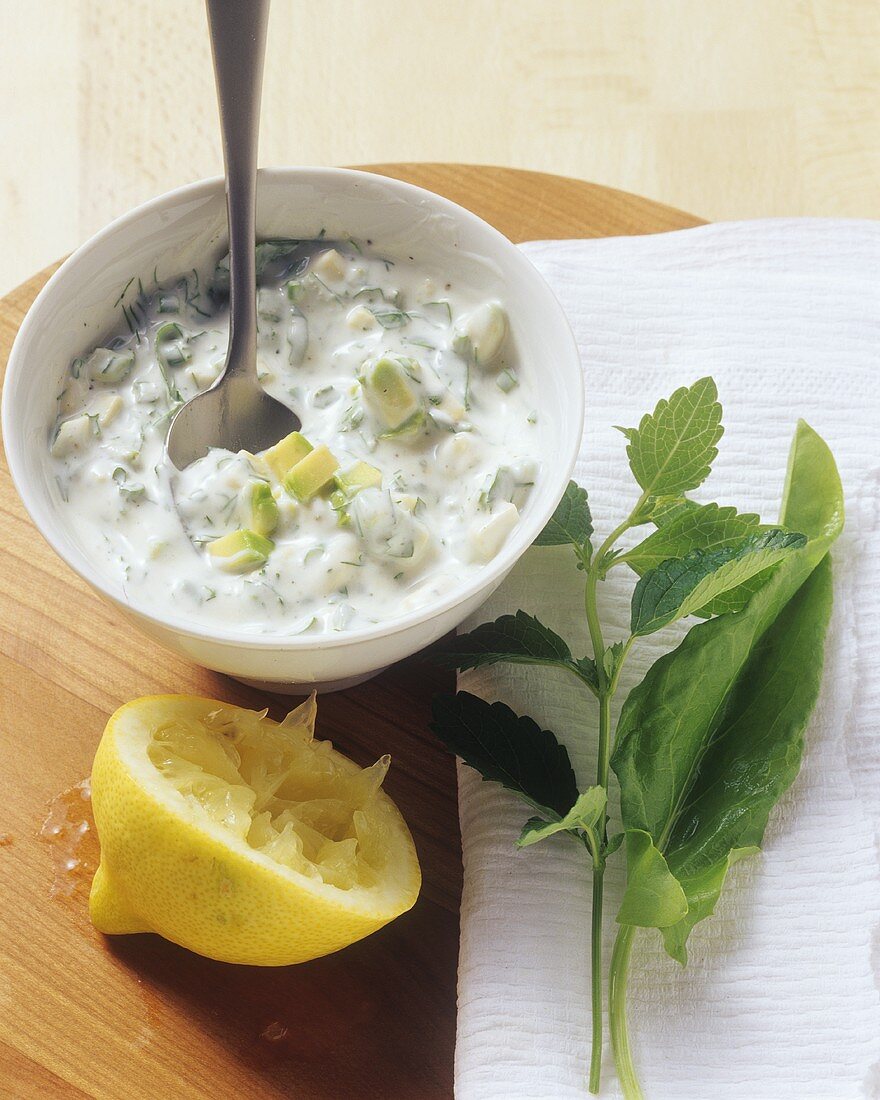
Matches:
[[583, 508, 643, 1092], [609, 925, 643, 1100], [588, 866, 605, 1093], [584, 558, 611, 1091], [584, 564, 607, 689], [587, 691, 614, 1092], [583, 517, 637, 1092], [596, 691, 612, 792]]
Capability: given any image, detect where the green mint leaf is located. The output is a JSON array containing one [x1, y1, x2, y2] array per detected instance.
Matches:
[[612, 422, 843, 960], [619, 500, 780, 616], [618, 502, 764, 574], [534, 481, 593, 551], [602, 641, 626, 683], [648, 495, 694, 525], [694, 575, 769, 618], [619, 377, 723, 499], [434, 611, 576, 675], [630, 528, 806, 636], [516, 786, 607, 848], [430, 692, 579, 817], [617, 830, 688, 928], [573, 656, 601, 692]]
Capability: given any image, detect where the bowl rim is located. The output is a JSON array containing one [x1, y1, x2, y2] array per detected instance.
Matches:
[[2, 165, 584, 651]]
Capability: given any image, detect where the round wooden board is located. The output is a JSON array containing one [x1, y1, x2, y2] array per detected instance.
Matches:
[[0, 166, 703, 1100]]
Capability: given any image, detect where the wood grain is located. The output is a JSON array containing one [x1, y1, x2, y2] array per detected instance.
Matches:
[[0, 165, 701, 1099], [2, 1, 879, 295]]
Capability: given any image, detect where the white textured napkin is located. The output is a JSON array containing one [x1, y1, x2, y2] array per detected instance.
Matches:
[[455, 221, 880, 1100]]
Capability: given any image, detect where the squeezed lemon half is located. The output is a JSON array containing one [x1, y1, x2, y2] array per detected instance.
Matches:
[[88, 694, 420, 965]]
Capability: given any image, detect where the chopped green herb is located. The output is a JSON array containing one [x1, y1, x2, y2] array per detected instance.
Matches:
[[114, 276, 135, 307]]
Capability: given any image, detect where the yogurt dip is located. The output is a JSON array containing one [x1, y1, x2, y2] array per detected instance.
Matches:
[[49, 239, 542, 636]]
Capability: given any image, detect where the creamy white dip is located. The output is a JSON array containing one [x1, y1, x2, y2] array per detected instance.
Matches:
[[49, 239, 541, 635]]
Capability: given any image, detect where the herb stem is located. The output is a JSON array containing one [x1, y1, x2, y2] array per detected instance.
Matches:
[[596, 691, 612, 793], [587, 684, 613, 1092], [583, 511, 636, 1092], [609, 925, 643, 1100], [584, 564, 607, 690], [588, 866, 605, 1093]]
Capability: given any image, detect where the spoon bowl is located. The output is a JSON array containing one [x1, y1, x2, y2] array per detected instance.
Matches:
[[166, 374, 299, 466]]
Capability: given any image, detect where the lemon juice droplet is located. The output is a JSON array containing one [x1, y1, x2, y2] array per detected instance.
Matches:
[[39, 779, 99, 899]]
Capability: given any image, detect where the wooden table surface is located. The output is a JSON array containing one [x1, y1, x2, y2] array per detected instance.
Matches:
[[0, 165, 702, 1099]]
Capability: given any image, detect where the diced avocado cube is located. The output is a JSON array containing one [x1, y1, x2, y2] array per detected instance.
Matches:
[[262, 431, 313, 480], [87, 347, 135, 385], [283, 445, 339, 502], [113, 468, 145, 502], [240, 479, 278, 537], [155, 322, 192, 370], [349, 487, 431, 565], [158, 294, 180, 314], [207, 529, 274, 573], [288, 313, 308, 367], [335, 461, 382, 497], [329, 489, 351, 526], [286, 279, 306, 303], [496, 368, 518, 393], [187, 359, 223, 390], [51, 414, 95, 458], [468, 502, 519, 563], [327, 462, 382, 527], [91, 393, 123, 428], [133, 379, 163, 403], [378, 407, 425, 439], [257, 287, 283, 323], [312, 248, 346, 282], [362, 356, 422, 431], [452, 302, 508, 366]]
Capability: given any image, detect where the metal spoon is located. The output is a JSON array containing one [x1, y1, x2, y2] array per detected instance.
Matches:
[[166, 0, 300, 469]]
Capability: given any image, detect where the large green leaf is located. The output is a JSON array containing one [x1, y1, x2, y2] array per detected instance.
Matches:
[[534, 481, 593, 550], [620, 501, 774, 619], [617, 377, 723, 499], [660, 846, 757, 964], [430, 691, 579, 817], [617, 830, 688, 927], [434, 610, 580, 676], [619, 502, 763, 573], [629, 529, 806, 636], [612, 421, 843, 959]]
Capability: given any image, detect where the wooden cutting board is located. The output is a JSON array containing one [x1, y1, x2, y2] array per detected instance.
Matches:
[[0, 165, 703, 1100]]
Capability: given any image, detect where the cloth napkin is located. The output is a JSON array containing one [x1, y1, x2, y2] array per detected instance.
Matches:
[[454, 220, 880, 1100]]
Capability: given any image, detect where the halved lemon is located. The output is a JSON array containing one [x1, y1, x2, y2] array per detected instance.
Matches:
[[89, 694, 421, 965]]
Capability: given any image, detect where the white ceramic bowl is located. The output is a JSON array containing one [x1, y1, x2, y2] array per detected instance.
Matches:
[[3, 167, 583, 691]]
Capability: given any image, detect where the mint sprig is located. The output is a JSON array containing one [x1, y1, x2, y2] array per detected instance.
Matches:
[[430, 379, 842, 1097]]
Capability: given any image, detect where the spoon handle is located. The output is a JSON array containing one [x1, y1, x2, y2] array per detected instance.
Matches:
[[206, 0, 270, 381]]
